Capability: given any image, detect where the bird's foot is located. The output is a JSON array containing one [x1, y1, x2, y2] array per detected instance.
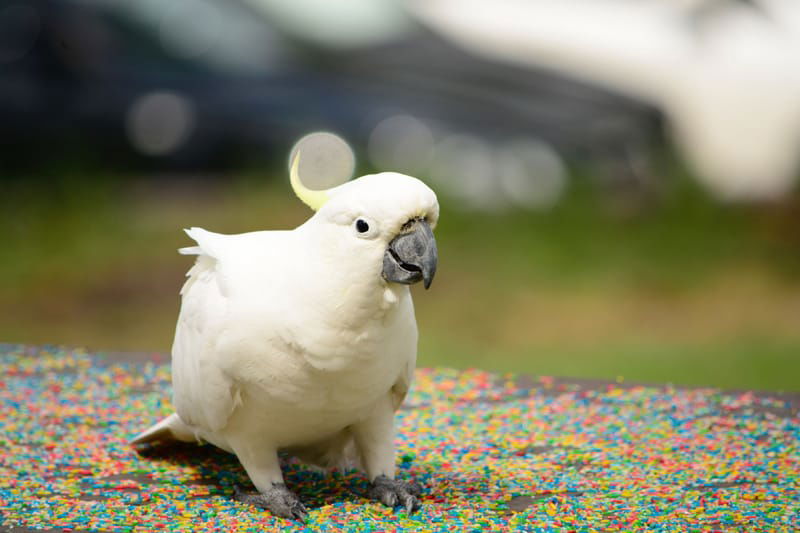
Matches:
[[368, 475, 422, 513], [233, 483, 308, 521]]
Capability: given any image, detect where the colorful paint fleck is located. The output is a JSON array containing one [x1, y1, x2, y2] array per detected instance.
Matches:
[[0, 345, 798, 532]]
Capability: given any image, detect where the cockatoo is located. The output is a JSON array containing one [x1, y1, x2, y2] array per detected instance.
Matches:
[[131, 154, 439, 520]]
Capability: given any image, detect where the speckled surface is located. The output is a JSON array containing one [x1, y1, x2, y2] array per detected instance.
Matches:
[[1, 344, 798, 532]]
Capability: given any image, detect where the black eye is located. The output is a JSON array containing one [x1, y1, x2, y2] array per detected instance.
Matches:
[[355, 219, 369, 233]]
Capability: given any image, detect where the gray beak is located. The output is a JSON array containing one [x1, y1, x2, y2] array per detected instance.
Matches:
[[382, 218, 438, 289]]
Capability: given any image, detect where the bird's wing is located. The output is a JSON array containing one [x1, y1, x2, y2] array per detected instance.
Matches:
[[171, 228, 241, 433], [390, 343, 417, 412]]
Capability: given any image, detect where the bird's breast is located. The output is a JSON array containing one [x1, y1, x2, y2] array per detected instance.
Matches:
[[217, 281, 416, 445]]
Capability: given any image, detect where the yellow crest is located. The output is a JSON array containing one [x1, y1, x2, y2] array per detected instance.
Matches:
[[290, 151, 329, 212]]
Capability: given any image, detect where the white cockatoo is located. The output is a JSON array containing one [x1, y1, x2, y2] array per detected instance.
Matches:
[[131, 154, 439, 520]]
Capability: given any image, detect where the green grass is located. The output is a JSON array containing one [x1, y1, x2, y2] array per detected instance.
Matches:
[[2, 163, 799, 391], [419, 335, 800, 392]]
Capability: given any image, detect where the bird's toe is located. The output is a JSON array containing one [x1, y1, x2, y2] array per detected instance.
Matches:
[[290, 500, 308, 522], [233, 483, 307, 521], [402, 492, 417, 514], [368, 475, 422, 514]]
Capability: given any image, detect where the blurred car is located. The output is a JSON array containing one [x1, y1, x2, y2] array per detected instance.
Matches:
[[0, 0, 661, 209], [411, 0, 800, 201]]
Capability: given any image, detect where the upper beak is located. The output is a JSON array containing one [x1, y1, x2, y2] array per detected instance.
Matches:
[[382, 218, 438, 289]]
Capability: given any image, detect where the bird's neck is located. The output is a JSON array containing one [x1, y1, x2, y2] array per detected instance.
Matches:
[[296, 225, 410, 328]]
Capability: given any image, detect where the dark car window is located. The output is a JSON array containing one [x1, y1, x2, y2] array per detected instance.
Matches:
[[62, 0, 292, 76]]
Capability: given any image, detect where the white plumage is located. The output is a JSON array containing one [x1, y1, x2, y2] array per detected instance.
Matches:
[[132, 170, 439, 519]]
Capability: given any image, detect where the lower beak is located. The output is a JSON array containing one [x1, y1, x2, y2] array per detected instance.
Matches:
[[382, 219, 438, 289]]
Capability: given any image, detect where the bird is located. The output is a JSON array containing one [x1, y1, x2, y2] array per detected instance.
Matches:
[[131, 153, 439, 520]]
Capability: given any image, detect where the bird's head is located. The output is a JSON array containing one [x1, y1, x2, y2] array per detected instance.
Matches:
[[291, 153, 439, 290]]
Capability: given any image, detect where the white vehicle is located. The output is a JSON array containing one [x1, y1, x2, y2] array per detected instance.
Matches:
[[410, 0, 800, 200]]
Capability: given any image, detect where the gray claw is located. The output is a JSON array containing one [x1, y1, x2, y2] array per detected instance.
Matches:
[[402, 492, 416, 514], [233, 483, 308, 521], [369, 475, 422, 514]]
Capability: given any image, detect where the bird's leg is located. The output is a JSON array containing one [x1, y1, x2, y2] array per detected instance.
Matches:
[[230, 441, 307, 521], [352, 395, 422, 513]]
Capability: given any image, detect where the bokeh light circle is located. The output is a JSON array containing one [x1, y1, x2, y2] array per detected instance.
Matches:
[[497, 139, 567, 210], [126, 91, 195, 156], [368, 114, 435, 175], [289, 132, 356, 190]]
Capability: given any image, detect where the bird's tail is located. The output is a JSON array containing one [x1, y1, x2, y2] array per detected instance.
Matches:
[[130, 412, 196, 450]]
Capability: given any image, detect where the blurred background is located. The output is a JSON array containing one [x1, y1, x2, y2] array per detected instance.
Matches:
[[2, 0, 799, 391]]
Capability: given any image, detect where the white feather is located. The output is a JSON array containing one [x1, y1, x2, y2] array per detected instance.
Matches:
[[134, 172, 438, 492]]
